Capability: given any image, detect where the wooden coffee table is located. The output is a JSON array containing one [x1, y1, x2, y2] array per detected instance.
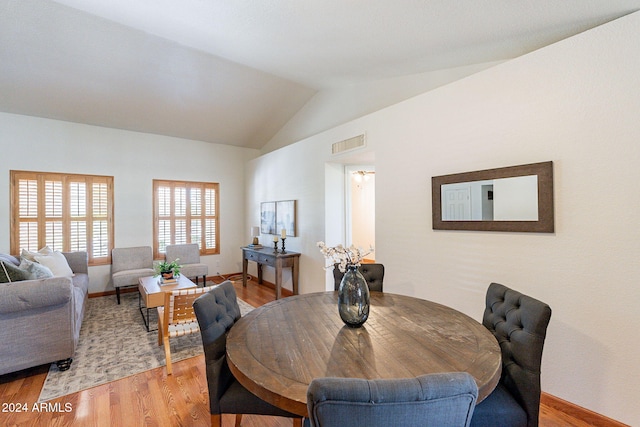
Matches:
[[138, 275, 197, 331]]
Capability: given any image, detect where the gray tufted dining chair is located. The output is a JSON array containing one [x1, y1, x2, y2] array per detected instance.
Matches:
[[306, 372, 478, 427], [470, 282, 552, 427], [333, 263, 385, 292], [193, 280, 303, 427]]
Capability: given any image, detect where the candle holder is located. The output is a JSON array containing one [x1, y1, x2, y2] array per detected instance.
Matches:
[[273, 239, 279, 253], [280, 238, 287, 254]]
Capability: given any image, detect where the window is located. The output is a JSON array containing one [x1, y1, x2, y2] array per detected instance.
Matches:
[[153, 180, 219, 259], [10, 170, 114, 265]]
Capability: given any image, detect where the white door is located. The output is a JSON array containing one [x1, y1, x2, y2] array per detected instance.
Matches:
[[443, 185, 471, 220]]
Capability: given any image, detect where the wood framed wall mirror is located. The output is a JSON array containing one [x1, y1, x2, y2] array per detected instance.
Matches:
[[432, 161, 554, 233]]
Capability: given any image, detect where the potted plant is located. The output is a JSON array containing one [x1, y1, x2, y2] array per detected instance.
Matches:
[[154, 259, 181, 281]]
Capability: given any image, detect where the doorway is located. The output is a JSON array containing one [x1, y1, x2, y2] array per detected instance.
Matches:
[[345, 165, 375, 261], [323, 161, 376, 290]]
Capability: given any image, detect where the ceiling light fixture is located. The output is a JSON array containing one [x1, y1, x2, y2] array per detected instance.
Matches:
[[352, 170, 375, 182]]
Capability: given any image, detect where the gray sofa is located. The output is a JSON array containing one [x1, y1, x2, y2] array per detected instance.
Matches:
[[0, 251, 89, 375]]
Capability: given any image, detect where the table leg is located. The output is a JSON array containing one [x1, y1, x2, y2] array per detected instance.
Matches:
[[138, 292, 157, 332], [242, 258, 248, 287], [292, 257, 299, 295], [257, 263, 263, 284], [275, 258, 283, 300], [138, 293, 150, 332]]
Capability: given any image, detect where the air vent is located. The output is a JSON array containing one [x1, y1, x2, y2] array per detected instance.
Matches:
[[332, 134, 365, 155]]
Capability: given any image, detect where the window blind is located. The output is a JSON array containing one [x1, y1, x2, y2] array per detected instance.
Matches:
[[153, 180, 219, 259], [10, 171, 114, 265]]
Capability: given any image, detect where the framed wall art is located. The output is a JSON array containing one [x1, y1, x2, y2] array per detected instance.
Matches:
[[276, 200, 296, 237], [260, 202, 276, 234], [260, 200, 297, 236]]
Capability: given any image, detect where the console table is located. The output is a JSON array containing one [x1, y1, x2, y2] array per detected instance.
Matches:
[[242, 246, 300, 299]]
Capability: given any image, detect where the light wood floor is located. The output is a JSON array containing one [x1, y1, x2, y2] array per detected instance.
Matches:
[[0, 278, 605, 426]]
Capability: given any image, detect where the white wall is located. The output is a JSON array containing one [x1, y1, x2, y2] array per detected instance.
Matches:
[[246, 12, 640, 426], [261, 61, 504, 154], [0, 112, 258, 293]]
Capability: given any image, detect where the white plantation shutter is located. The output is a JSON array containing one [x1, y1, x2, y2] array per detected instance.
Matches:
[[44, 179, 63, 251], [91, 182, 109, 257], [17, 178, 38, 251], [153, 180, 219, 259], [205, 187, 217, 251], [11, 171, 114, 265]]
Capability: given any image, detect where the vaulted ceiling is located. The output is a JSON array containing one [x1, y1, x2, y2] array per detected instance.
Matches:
[[1, 1, 639, 149]]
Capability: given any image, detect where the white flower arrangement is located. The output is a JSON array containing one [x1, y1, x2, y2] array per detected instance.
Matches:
[[317, 241, 374, 273]]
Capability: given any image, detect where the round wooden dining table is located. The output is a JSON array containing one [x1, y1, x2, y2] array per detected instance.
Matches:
[[226, 291, 501, 417]]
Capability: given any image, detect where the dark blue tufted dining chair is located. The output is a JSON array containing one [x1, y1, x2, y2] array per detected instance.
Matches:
[[333, 263, 385, 292], [470, 283, 552, 427], [193, 280, 303, 427], [306, 372, 478, 427]]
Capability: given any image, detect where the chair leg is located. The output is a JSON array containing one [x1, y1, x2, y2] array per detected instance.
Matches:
[[116, 287, 121, 304], [292, 418, 302, 427], [163, 335, 173, 375], [211, 414, 221, 427], [235, 414, 242, 427]]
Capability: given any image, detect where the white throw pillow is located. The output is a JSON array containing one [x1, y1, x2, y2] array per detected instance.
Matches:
[[21, 246, 53, 262], [34, 251, 74, 277]]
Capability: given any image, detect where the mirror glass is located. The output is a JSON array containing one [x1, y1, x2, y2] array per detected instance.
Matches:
[[432, 162, 553, 232], [441, 175, 538, 221]]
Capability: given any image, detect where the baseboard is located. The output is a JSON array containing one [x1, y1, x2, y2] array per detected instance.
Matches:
[[541, 393, 630, 427]]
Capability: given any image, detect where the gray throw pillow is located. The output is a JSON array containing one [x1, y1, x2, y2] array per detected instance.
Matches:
[[0, 261, 30, 283], [18, 258, 54, 280], [0, 253, 20, 266]]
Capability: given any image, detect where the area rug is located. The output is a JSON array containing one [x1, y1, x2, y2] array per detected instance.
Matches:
[[38, 283, 255, 402]]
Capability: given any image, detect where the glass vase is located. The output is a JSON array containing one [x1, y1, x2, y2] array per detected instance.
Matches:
[[337, 265, 370, 327]]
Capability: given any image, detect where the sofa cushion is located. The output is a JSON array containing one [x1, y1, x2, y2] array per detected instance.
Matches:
[[0, 261, 30, 283], [19, 258, 54, 280], [72, 273, 90, 294], [112, 268, 155, 287], [35, 251, 74, 277]]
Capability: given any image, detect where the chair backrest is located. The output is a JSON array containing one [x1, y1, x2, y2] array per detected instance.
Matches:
[[333, 263, 384, 292], [162, 285, 215, 333], [111, 246, 153, 273], [483, 283, 552, 427], [307, 372, 478, 427], [166, 243, 201, 265], [193, 281, 241, 414]]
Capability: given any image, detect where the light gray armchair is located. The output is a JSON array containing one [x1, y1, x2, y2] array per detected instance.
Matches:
[[306, 373, 478, 427], [165, 243, 208, 286], [111, 246, 155, 304]]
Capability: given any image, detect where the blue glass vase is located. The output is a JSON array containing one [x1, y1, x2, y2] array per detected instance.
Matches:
[[338, 265, 370, 327]]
